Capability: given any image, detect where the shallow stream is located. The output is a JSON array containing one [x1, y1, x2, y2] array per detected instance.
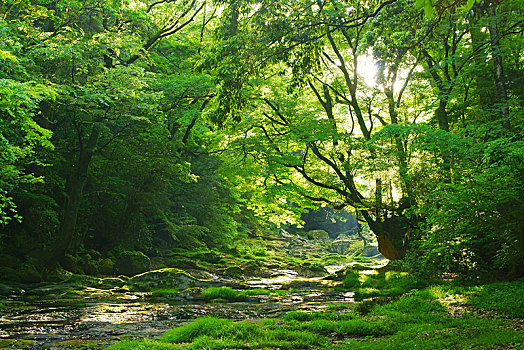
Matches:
[[0, 271, 354, 349]]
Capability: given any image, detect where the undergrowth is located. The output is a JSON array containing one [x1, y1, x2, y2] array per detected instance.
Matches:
[[200, 287, 282, 301], [108, 278, 524, 349]]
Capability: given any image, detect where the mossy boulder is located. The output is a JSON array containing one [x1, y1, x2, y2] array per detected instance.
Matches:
[[167, 256, 200, 270], [0, 254, 22, 269], [129, 268, 210, 291], [329, 239, 352, 255], [243, 261, 264, 277], [82, 260, 99, 276], [0, 266, 21, 282], [362, 245, 380, 257], [63, 274, 101, 288], [18, 263, 42, 283], [46, 266, 74, 282], [97, 277, 127, 289], [224, 266, 244, 278], [115, 251, 151, 276], [307, 230, 330, 242], [60, 254, 83, 274], [98, 258, 115, 275]]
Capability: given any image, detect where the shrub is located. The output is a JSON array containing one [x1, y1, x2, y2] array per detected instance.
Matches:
[[201, 287, 241, 300]]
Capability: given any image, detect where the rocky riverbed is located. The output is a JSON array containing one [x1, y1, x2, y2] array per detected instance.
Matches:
[[0, 231, 386, 349], [0, 267, 364, 349]]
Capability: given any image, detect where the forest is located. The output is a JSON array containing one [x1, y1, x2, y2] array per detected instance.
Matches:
[[0, 0, 523, 348]]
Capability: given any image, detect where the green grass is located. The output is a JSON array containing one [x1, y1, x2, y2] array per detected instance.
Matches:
[[0, 339, 36, 348], [108, 279, 524, 349], [327, 303, 351, 310], [107, 339, 181, 349], [161, 317, 231, 343], [160, 317, 324, 349], [321, 253, 349, 265], [200, 287, 281, 301], [283, 310, 356, 321], [468, 279, 524, 318], [343, 270, 426, 299], [151, 288, 179, 297], [201, 287, 241, 300]]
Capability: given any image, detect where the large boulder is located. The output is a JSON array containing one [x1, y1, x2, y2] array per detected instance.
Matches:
[[115, 251, 151, 276], [277, 229, 307, 244], [306, 230, 330, 243], [329, 237, 353, 255], [224, 266, 243, 278], [19, 263, 42, 283], [98, 258, 115, 275], [362, 245, 380, 257], [60, 254, 83, 274], [129, 268, 212, 291]]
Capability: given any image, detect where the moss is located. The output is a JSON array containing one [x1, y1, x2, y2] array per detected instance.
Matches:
[[0, 339, 35, 348], [161, 317, 231, 343], [18, 262, 42, 283], [0, 266, 21, 282], [283, 311, 356, 321], [151, 288, 180, 297], [343, 270, 426, 300], [114, 251, 151, 276], [98, 258, 115, 275], [54, 339, 110, 349], [129, 268, 198, 291], [224, 266, 243, 278], [107, 339, 181, 349], [159, 317, 324, 349], [201, 287, 240, 300], [468, 279, 524, 318]]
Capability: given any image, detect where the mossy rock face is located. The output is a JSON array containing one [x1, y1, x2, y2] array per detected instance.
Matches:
[[63, 274, 102, 288], [362, 245, 380, 257], [309, 263, 328, 273], [129, 268, 209, 291], [329, 238, 353, 255], [243, 263, 264, 277], [307, 230, 330, 242], [115, 251, 151, 276], [97, 277, 127, 289], [224, 266, 244, 278], [200, 251, 222, 264]]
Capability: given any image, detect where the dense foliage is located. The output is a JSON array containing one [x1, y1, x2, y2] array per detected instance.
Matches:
[[0, 0, 522, 281]]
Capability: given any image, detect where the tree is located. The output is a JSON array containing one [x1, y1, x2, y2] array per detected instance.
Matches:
[[214, 0, 422, 259]]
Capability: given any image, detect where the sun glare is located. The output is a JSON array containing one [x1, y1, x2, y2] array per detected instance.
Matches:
[[358, 54, 377, 87]]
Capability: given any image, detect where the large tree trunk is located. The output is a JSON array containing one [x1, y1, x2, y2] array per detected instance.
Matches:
[[48, 124, 101, 267], [468, 21, 493, 110], [361, 211, 412, 260], [487, 5, 510, 129]]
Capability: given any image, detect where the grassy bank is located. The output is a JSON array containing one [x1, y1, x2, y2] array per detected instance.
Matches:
[[107, 278, 524, 349]]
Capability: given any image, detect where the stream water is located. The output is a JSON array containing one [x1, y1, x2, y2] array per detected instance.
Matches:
[[0, 270, 354, 349]]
